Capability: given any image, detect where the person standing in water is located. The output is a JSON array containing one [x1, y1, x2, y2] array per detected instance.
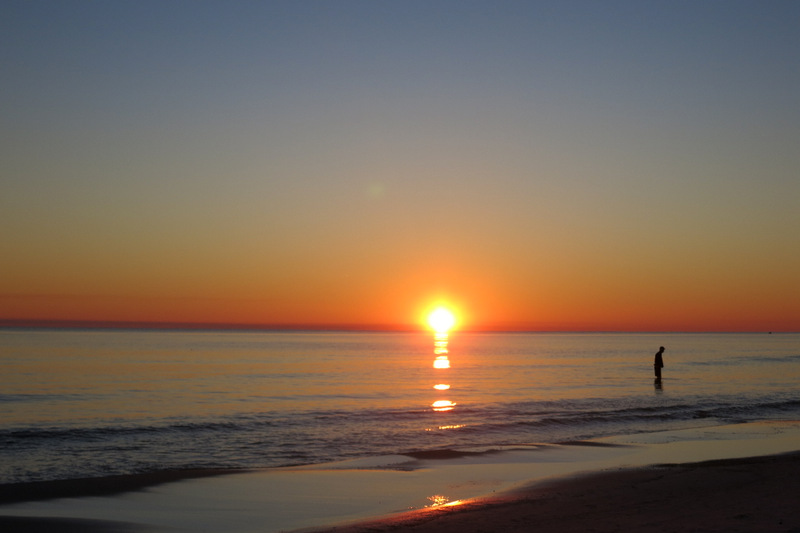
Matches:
[[654, 346, 665, 383]]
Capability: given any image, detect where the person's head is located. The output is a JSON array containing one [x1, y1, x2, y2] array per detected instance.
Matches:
[[659, 346, 665, 352]]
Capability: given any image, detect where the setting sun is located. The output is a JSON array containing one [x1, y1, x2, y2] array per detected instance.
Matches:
[[428, 308, 456, 333]]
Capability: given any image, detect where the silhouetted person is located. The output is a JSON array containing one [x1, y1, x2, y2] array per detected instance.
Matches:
[[654, 346, 665, 383]]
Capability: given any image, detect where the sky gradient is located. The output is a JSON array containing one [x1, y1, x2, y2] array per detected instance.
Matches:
[[2, 1, 799, 331]]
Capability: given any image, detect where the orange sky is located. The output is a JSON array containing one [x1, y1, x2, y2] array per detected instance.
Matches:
[[2, 3, 799, 332]]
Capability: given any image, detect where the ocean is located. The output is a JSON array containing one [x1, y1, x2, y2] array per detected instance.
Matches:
[[1, 329, 799, 485]]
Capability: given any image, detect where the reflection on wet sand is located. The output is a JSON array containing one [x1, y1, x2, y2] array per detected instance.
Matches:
[[426, 494, 463, 507]]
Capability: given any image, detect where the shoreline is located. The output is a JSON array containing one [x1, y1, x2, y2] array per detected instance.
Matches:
[[2, 421, 800, 532], [2, 452, 799, 533]]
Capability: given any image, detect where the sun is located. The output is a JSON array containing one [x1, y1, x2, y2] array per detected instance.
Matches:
[[427, 307, 456, 333]]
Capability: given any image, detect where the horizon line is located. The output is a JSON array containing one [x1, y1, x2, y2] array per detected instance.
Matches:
[[0, 318, 793, 334]]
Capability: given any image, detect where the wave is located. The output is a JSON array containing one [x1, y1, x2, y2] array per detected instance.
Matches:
[[684, 353, 800, 367], [5, 396, 799, 443], [3, 395, 800, 485]]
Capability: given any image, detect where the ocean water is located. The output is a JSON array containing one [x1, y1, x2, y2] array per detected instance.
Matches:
[[1, 329, 799, 485]]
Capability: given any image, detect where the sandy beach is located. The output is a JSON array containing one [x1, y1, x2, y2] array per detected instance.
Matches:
[[2, 452, 799, 533], [308, 451, 800, 533], [1, 421, 799, 533]]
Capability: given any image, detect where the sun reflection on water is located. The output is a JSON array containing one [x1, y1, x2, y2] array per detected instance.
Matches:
[[433, 356, 450, 369], [434, 333, 449, 355], [431, 400, 456, 411], [431, 331, 455, 411], [426, 424, 465, 431]]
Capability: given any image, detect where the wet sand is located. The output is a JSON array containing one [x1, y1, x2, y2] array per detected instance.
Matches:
[[0, 469, 243, 505], [0, 515, 149, 533]]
